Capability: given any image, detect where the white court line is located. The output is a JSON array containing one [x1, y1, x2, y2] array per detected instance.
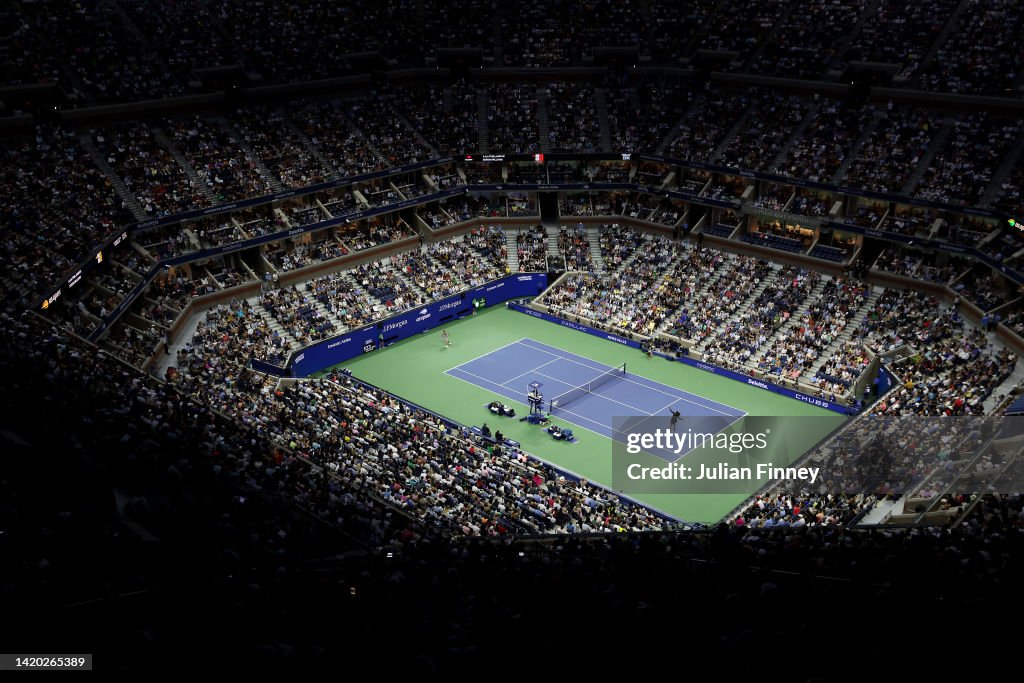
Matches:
[[534, 370, 653, 414], [624, 399, 687, 435], [447, 366, 543, 400], [499, 358, 560, 388], [519, 338, 738, 416], [449, 364, 745, 464], [444, 337, 530, 373]]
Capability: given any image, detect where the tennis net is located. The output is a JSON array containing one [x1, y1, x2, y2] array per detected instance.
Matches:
[[549, 362, 626, 413]]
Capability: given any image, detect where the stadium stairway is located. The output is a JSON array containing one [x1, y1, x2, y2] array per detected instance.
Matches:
[[281, 111, 342, 181], [770, 100, 822, 172], [151, 127, 220, 204], [655, 253, 739, 336], [250, 296, 299, 348], [983, 363, 1024, 413], [299, 282, 348, 332], [392, 108, 439, 158], [80, 133, 148, 223], [602, 241, 643, 278], [743, 275, 830, 359], [692, 262, 782, 354], [795, 285, 881, 387], [655, 93, 703, 156], [477, 88, 490, 153], [587, 226, 604, 273], [710, 108, 754, 165], [547, 231, 561, 261], [744, 0, 801, 70], [901, 117, 955, 196], [830, 108, 884, 185], [915, 0, 974, 80], [214, 116, 285, 193], [980, 128, 1024, 208], [593, 88, 613, 152], [537, 85, 551, 154], [385, 260, 431, 301], [822, 0, 882, 77], [505, 231, 520, 272]]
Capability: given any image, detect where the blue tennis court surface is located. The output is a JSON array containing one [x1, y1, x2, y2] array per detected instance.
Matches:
[[445, 338, 745, 461]]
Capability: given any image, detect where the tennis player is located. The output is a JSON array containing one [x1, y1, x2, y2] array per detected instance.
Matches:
[[441, 329, 450, 348], [669, 407, 683, 431]]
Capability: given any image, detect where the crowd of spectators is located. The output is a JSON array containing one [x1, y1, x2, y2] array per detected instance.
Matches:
[[401, 237, 504, 298], [515, 227, 549, 272], [843, 106, 940, 194], [702, 266, 821, 367], [503, 2, 573, 67], [953, 267, 1012, 312], [776, 101, 873, 183], [546, 83, 599, 152], [464, 226, 509, 269], [752, 276, 871, 389], [666, 90, 751, 163], [399, 81, 478, 156], [691, 265, 752, 346], [0, 125, 133, 306], [546, 234, 687, 334], [347, 92, 433, 166], [487, 84, 539, 153], [231, 107, 329, 189], [719, 93, 809, 172], [270, 237, 346, 272], [258, 286, 336, 346], [813, 340, 873, 395], [308, 272, 383, 330], [183, 297, 293, 366], [874, 328, 1015, 415], [21, 0, 188, 105], [750, 0, 869, 80], [598, 224, 646, 271], [695, 0, 787, 65], [351, 260, 421, 313], [557, 227, 593, 271], [604, 82, 695, 153], [94, 124, 210, 217], [342, 219, 412, 252], [916, 0, 1024, 97], [165, 116, 274, 201], [295, 102, 383, 178], [915, 113, 1021, 206], [840, 0, 958, 81]]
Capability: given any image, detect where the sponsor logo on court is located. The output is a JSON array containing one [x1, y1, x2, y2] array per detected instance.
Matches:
[[439, 301, 460, 312], [794, 392, 831, 409], [605, 334, 629, 345], [383, 320, 408, 333], [327, 338, 352, 349], [746, 378, 769, 390], [695, 362, 716, 373]]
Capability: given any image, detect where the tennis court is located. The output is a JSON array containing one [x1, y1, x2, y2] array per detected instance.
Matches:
[[446, 337, 745, 460], [328, 306, 843, 523]]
